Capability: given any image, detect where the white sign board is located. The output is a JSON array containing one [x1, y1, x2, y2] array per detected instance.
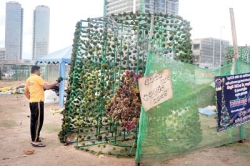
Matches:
[[138, 68, 173, 111]]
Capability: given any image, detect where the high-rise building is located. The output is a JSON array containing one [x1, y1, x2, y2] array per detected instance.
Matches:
[[0, 48, 5, 62], [105, 0, 179, 16], [5, 1, 23, 61], [32, 5, 50, 60], [192, 38, 230, 69]]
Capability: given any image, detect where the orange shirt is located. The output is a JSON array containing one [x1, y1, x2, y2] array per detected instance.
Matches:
[[25, 74, 45, 102]]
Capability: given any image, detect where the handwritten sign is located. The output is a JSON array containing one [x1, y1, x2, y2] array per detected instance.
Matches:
[[138, 68, 173, 111]]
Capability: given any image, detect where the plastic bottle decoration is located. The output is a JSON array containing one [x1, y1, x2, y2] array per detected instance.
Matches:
[[106, 70, 141, 130], [58, 12, 193, 156]]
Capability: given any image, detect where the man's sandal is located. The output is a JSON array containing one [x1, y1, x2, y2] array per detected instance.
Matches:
[[31, 143, 46, 147], [30, 138, 42, 144]]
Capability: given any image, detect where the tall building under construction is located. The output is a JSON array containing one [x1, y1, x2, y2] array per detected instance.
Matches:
[[105, 0, 179, 16]]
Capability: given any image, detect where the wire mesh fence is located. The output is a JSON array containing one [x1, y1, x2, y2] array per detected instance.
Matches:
[[0, 64, 70, 81]]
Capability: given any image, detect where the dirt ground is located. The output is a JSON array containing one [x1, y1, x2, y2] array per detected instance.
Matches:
[[1, 80, 250, 166]]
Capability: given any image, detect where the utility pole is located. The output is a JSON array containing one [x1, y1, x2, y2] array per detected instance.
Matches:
[[229, 8, 245, 141], [229, 8, 239, 61]]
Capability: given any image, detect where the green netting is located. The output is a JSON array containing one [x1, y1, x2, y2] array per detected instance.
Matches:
[[1, 64, 31, 81], [135, 50, 250, 165], [0, 64, 69, 81], [58, 12, 193, 157], [225, 46, 250, 64], [58, 12, 250, 166]]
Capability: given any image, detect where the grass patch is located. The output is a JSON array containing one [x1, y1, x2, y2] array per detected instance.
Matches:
[[223, 142, 250, 157], [0, 120, 16, 127], [224, 142, 248, 147]]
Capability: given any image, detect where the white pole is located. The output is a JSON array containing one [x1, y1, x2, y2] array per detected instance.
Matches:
[[148, 15, 154, 51], [229, 8, 239, 74], [229, 8, 239, 60], [133, 0, 136, 13]]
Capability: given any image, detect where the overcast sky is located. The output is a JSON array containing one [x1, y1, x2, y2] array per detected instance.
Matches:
[[0, 0, 250, 59]]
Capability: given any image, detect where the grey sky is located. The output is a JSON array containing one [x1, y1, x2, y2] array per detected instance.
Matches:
[[179, 0, 250, 45], [0, 0, 250, 59], [0, 0, 104, 59]]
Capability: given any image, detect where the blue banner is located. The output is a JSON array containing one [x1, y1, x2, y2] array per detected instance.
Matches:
[[215, 72, 250, 132]]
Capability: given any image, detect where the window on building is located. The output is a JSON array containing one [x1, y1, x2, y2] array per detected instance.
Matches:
[[193, 56, 199, 62], [193, 44, 200, 50]]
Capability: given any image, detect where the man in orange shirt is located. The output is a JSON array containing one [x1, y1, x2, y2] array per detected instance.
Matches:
[[24, 66, 60, 147]]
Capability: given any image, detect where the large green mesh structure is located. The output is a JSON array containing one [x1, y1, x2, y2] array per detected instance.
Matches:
[[135, 50, 250, 165], [58, 12, 250, 165], [59, 12, 193, 157]]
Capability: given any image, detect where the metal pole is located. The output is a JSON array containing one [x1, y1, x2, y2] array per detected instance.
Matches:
[[103, 0, 107, 17], [220, 39, 221, 67], [148, 15, 154, 51], [140, 0, 144, 13], [220, 27, 225, 67], [213, 38, 215, 69]]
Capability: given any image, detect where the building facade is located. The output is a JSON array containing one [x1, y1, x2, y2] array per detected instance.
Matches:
[[5, 1, 23, 61], [0, 48, 5, 62], [105, 0, 179, 16], [32, 5, 50, 60], [192, 38, 230, 69]]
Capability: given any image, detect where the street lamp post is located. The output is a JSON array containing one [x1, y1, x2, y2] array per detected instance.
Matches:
[[220, 26, 225, 67], [213, 38, 215, 69]]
